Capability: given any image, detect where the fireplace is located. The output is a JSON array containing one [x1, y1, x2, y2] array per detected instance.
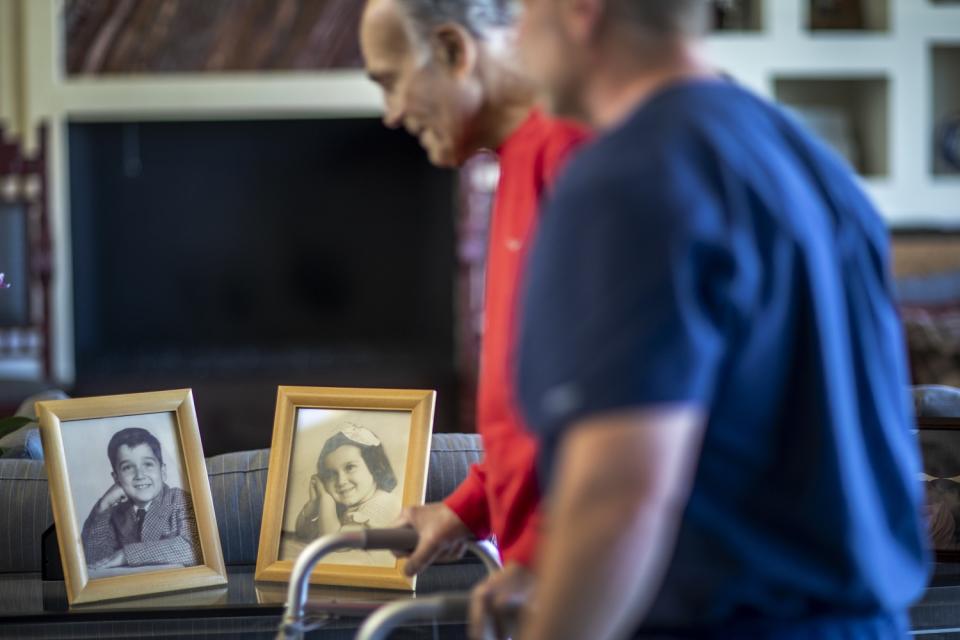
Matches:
[[69, 118, 460, 454]]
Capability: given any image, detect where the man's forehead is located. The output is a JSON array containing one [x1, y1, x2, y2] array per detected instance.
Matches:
[[362, 0, 418, 64]]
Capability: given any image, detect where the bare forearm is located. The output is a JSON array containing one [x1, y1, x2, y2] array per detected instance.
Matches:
[[520, 407, 705, 640], [522, 494, 682, 640]]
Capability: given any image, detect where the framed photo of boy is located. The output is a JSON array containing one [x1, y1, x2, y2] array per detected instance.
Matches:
[[918, 417, 960, 562], [36, 389, 227, 604], [255, 386, 435, 590]]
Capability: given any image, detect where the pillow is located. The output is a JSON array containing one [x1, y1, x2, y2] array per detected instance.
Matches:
[[0, 427, 42, 459], [0, 390, 70, 460], [14, 389, 69, 419]]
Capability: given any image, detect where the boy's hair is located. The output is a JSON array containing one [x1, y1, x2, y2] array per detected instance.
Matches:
[[107, 427, 163, 471], [316, 431, 398, 493]]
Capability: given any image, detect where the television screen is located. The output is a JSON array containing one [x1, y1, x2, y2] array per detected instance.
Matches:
[[69, 118, 457, 371]]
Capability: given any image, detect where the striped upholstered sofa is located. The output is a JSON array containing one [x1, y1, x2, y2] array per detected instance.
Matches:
[[0, 433, 484, 576], [4, 384, 958, 575]]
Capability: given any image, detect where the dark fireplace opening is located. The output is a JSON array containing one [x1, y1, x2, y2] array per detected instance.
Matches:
[[69, 118, 460, 454]]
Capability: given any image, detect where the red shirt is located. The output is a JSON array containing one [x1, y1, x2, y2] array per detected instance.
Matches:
[[444, 109, 590, 566]]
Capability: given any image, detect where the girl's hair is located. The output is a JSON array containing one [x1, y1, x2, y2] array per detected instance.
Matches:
[[316, 428, 398, 493]]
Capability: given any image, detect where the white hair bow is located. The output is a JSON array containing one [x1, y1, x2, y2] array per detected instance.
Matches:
[[339, 423, 381, 447]]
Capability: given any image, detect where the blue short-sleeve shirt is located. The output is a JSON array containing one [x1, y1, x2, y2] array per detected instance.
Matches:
[[517, 80, 929, 635]]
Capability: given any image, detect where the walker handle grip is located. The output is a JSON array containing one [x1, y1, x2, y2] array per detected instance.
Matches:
[[363, 527, 419, 552], [438, 594, 471, 618]]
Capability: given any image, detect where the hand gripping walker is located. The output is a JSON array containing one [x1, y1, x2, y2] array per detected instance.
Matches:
[[277, 527, 502, 640]]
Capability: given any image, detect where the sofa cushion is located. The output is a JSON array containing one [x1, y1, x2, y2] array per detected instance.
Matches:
[[0, 390, 69, 459], [0, 433, 483, 573], [207, 449, 270, 565], [0, 458, 51, 573], [14, 390, 70, 420], [426, 433, 484, 503], [913, 385, 960, 418], [0, 426, 43, 460]]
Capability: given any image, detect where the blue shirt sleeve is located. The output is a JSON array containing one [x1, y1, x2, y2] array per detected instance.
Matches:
[[516, 145, 736, 450]]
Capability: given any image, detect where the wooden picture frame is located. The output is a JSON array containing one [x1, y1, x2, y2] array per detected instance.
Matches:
[[255, 386, 435, 590], [917, 416, 960, 562], [36, 389, 227, 604]]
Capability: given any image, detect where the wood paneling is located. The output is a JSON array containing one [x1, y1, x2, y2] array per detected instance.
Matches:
[[893, 235, 960, 278], [65, 0, 364, 75], [0, 125, 52, 379]]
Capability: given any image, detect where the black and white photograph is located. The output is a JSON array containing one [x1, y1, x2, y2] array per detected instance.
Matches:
[[918, 419, 960, 558], [279, 408, 410, 567], [61, 412, 201, 578], [37, 390, 227, 604]]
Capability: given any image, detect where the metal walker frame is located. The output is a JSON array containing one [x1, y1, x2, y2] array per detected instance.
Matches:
[[277, 528, 502, 640]]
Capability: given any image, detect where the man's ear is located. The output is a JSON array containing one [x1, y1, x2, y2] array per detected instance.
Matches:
[[430, 23, 477, 76], [161, 464, 167, 483]]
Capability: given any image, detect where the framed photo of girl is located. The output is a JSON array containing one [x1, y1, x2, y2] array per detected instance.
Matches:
[[918, 416, 960, 562], [36, 389, 227, 604], [255, 386, 435, 590]]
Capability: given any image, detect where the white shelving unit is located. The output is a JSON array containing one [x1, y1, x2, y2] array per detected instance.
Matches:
[[773, 75, 890, 176], [806, 0, 890, 31], [932, 44, 960, 176], [706, 0, 960, 227]]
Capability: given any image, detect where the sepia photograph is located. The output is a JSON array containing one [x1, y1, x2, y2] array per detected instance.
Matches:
[[279, 408, 410, 567], [37, 390, 227, 604], [256, 387, 434, 590]]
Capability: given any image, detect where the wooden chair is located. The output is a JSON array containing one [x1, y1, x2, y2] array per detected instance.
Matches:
[[0, 125, 53, 384]]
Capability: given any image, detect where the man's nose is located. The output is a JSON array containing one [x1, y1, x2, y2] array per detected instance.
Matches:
[[382, 98, 404, 129]]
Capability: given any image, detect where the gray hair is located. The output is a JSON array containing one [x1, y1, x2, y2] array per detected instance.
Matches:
[[395, 0, 519, 39], [607, 0, 711, 37]]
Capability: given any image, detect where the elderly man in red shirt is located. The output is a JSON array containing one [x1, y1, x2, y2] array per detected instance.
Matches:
[[359, 0, 588, 631]]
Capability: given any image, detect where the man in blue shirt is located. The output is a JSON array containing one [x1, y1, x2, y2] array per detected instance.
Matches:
[[511, 0, 929, 638]]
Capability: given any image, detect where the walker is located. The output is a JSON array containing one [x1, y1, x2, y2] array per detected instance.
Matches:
[[277, 527, 502, 640]]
